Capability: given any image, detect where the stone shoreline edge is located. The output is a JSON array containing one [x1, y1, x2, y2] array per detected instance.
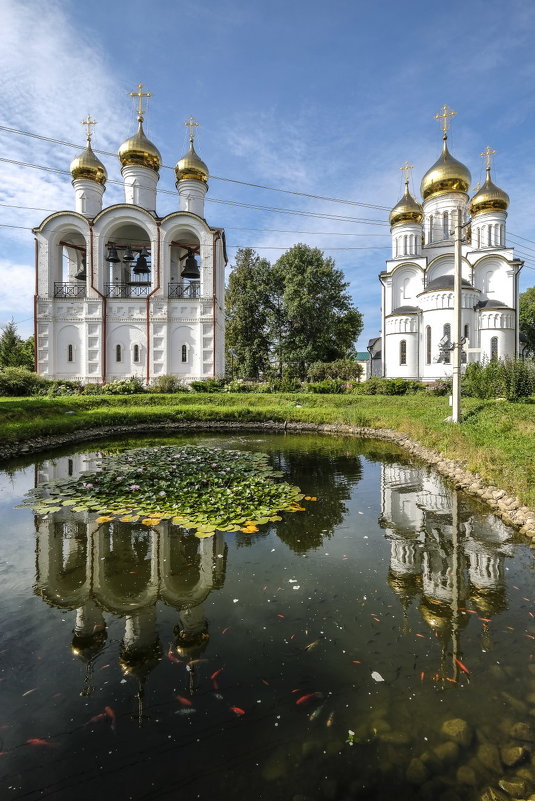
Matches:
[[2, 419, 535, 541]]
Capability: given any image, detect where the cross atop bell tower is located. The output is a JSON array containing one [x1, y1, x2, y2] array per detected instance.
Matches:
[[434, 104, 457, 139], [129, 82, 152, 122]]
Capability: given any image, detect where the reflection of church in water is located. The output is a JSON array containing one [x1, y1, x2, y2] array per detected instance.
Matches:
[[34, 454, 227, 717], [380, 462, 513, 676]]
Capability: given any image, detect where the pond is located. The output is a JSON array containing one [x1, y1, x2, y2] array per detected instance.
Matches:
[[0, 432, 534, 801]]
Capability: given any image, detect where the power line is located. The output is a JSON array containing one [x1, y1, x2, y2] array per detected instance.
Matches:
[[225, 226, 389, 237], [0, 123, 391, 211], [0, 156, 388, 226], [226, 244, 390, 251]]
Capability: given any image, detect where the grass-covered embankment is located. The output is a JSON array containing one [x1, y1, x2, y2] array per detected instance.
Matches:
[[0, 393, 534, 508]]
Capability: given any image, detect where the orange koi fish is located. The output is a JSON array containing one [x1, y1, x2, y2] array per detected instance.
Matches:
[[86, 712, 107, 725], [176, 695, 193, 707], [104, 706, 116, 730], [296, 692, 320, 705], [167, 647, 181, 664], [454, 658, 470, 675], [26, 738, 58, 748], [221, 627, 231, 634], [230, 706, 245, 716], [210, 669, 223, 681], [305, 640, 319, 651]]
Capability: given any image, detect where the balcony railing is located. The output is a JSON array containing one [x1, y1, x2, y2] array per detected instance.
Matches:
[[168, 282, 201, 299], [54, 282, 86, 298], [105, 283, 151, 298]]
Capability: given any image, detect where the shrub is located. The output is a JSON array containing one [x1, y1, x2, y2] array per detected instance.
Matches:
[[42, 380, 84, 396], [500, 358, 535, 401], [190, 378, 226, 393], [305, 378, 346, 394], [0, 367, 47, 396], [224, 380, 254, 393], [352, 377, 422, 395], [427, 379, 452, 396], [307, 359, 364, 382], [149, 375, 189, 393], [96, 377, 146, 395], [269, 377, 302, 393]]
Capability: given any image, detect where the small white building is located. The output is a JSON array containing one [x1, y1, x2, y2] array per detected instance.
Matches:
[[379, 112, 523, 381], [33, 95, 226, 384]]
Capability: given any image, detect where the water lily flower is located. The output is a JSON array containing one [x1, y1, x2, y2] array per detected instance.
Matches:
[[129, 484, 141, 491]]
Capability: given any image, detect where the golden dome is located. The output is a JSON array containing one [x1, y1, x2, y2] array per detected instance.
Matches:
[[70, 141, 107, 185], [175, 140, 209, 183], [390, 181, 423, 227], [118, 120, 161, 172], [469, 168, 509, 217], [420, 137, 471, 201]]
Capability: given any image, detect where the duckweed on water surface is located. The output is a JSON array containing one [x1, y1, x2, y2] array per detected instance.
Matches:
[[22, 445, 312, 535]]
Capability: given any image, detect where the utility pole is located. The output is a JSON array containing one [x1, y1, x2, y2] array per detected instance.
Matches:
[[452, 208, 463, 424]]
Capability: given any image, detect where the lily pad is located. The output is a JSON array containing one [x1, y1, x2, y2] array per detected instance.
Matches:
[[22, 445, 310, 537]]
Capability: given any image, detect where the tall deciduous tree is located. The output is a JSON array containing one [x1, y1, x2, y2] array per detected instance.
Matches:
[[520, 286, 535, 356], [272, 244, 363, 378], [225, 248, 272, 378], [0, 320, 34, 370]]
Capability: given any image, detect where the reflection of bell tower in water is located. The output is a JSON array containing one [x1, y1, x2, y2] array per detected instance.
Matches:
[[380, 462, 513, 676], [34, 472, 227, 717]]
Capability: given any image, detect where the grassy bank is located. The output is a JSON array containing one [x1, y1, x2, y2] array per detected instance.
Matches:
[[0, 393, 534, 507]]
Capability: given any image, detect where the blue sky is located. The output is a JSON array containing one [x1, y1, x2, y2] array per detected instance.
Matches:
[[2, 0, 535, 348]]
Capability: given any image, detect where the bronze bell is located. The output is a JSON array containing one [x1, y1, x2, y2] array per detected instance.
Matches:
[[106, 245, 120, 263], [75, 254, 87, 281], [133, 253, 150, 275], [122, 245, 135, 262], [181, 250, 200, 280]]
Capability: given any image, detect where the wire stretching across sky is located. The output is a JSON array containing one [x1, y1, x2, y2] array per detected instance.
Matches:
[[0, 124, 390, 211], [0, 157, 389, 227]]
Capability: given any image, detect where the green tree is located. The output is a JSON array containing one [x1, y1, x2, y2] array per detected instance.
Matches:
[[0, 320, 34, 369], [519, 286, 535, 356], [272, 244, 363, 378], [225, 249, 272, 379]]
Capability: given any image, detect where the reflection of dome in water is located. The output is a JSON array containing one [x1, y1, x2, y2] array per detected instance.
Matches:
[[420, 598, 453, 634], [388, 570, 421, 605], [174, 625, 210, 660], [119, 639, 162, 681], [72, 629, 107, 662], [469, 587, 507, 616]]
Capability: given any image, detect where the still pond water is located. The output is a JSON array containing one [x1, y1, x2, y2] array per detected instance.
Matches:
[[0, 433, 534, 801]]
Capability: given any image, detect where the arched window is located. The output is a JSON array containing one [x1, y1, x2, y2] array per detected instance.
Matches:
[[133, 344, 140, 363], [67, 344, 73, 362], [443, 211, 449, 238], [181, 344, 188, 363], [464, 324, 469, 341], [403, 235, 408, 255], [477, 227, 481, 249], [429, 215, 434, 244], [399, 340, 407, 365], [500, 224, 505, 246], [490, 336, 498, 360], [116, 344, 122, 363], [443, 323, 451, 364], [487, 224, 492, 246], [395, 238, 399, 258], [426, 326, 431, 365]]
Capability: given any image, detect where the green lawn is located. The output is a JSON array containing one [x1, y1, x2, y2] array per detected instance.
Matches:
[[0, 393, 534, 507]]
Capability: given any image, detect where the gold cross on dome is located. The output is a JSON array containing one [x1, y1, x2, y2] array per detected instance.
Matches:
[[400, 161, 414, 185], [472, 181, 481, 193], [185, 116, 200, 143], [481, 145, 496, 170], [434, 104, 457, 135], [129, 82, 152, 121], [81, 115, 97, 143]]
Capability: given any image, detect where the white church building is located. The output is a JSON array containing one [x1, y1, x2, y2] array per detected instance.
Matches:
[[33, 85, 226, 384], [378, 107, 523, 381]]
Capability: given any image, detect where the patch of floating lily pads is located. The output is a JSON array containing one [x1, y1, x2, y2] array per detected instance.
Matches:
[[24, 446, 316, 537]]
